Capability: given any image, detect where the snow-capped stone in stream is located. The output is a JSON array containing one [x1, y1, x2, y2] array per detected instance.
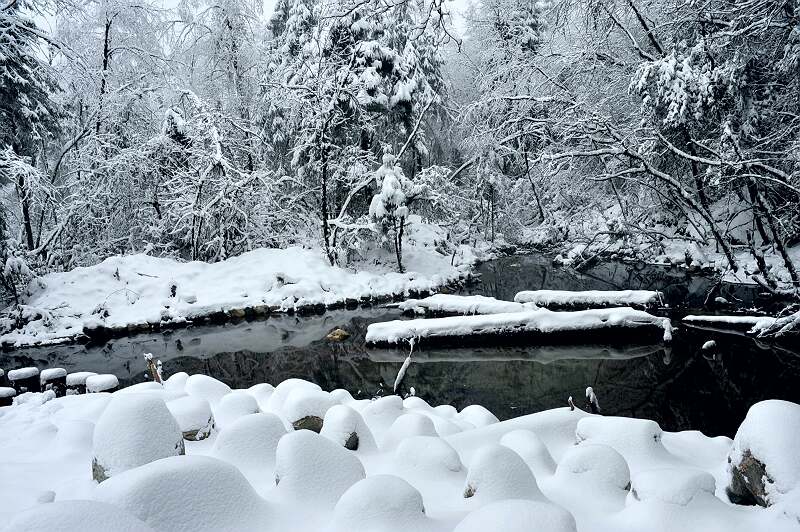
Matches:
[[320, 404, 376, 451], [166, 395, 214, 441], [727, 400, 800, 506], [365, 307, 673, 347], [214, 391, 259, 430], [0, 386, 16, 406], [463, 444, 543, 502], [212, 413, 286, 483], [454, 499, 577, 532], [92, 394, 184, 482], [381, 413, 438, 450], [274, 429, 366, 507], [94, 455, 270, 532], [7, 367, 39, 381], [66, 371, 97, 387], [629, 468, 715, 505], [282, 388, 336, 432], [185, 374, 231, 405], [500, 430, 556, 477], [556, 443, 631, 491], [39, 368, 67, 383], [513, 290, 663, 310], [85, 374, 119, 393], [331, 475, 437, 532], [1, 500, 156, 532]]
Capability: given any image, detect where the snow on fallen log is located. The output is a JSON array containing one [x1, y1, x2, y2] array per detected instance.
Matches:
[[683, 314, 778, 333], [366, 307, 672, 348], [513, 290, 664, 310], [395, 294, 535, 317]]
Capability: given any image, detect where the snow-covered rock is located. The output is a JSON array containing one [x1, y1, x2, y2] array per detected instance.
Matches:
[[163, 372, 189, 394], [457, 405, 499, 428], [630, 468, 715, 506], [320, 404, 376, 451], [94, 455, 270, 532], [274, 429, 366, 507], [381, 413, 438, 450], [247, 383, 275, 411], [92, 394, 184, 481], [267, 378, 320, 415], [166, 395, 213, 440], [211, 413, 286, 483], [556, 443, 631, 491], [330, 475, 437, 532], [184, 374, 230, 405], [1, 500, 155, 532], [463, 444, 543, 502], [85, 374, 119, 393], [282, 388, 336, 432], [454, 499, 577, 532], [361, 395, 405, 437], [393, 436, 463, 475], [500, 430, 556, 477], [727, 399, 800, 506], [575, 416, 671, 473], [214, 391, 259, 430]]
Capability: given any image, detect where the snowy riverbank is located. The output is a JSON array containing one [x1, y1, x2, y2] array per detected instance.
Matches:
[[0, 245, 478, 348], [1, 375, 799, 532]]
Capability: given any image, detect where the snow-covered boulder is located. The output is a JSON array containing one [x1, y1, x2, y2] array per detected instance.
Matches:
[[381, 413, 438, 450], [166, 395, 214, 441], [575, 416, 669, 472], [214, 391, 259, 430], [86, 374, 119, 393], [320, 404, 376, 451], [457, 404, 499, 428], [163, 372, 189, 394], [274, 429, 366, 507], [556, 443, 631, 491], [727, 399, 800, 506], [1, 500, 155, 532], [394, 436, 463, 475], [629, 468, 715, 506], [331, 475, 437, 532], [463, 444, 543, 502], [330, 388, 355, 405], [500, 430, 556, 477], [247, 383, 274, 411], [267, 378, 320, 414], [92, 394, 184, 482], [211, 413, 286, 481], [282, 388, 336, 432], [361, 395, 405, 437], [94, 455, 270, 532], [454, 499, 577, 532], [185, 374, 230, 405]]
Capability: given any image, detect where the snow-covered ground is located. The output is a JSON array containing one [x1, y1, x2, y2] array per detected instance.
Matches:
[[1, 375, 799, 532], [0, 244, 477, 348]]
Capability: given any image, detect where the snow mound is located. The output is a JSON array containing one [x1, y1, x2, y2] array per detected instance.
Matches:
[[0, 386, 16, 398], [331, 475, 437, 532], [66, 371, 97, 386], [212, 413, 286, 481], [381, 413, 438, 450], [92, 394, 184, 481], [463, 444, 543, 502], [394, 436, 463, 474], [728, 399, 800, 504], [282, 388, 336, 431], [361, 395, 405, 436], [214, 391, 259, 430], [247, 383, 275, 411], [500, 429, 556, 477], [163, 372, 189, 394], [166, 395, 213, 440], [1, 500, 155, 532], [454, 499, 577, 532], [330, 388, 355, 404], [185, 374, 230, 405], [458, 404, 499, 428], [274, 429, 366, 507], [556, 443, 631, 490], [267, 378, 320, 414], [320, 404, 376, 451], [629, 468, 715, 505], [86, 374, 119, 393], [40, 368, 67, 382], [94, 455, 270, 532], [576, 416, 670, 473]]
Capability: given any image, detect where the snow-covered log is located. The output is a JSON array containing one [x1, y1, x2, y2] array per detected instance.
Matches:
[[395, 294, 535, 317], [365, 308, 672, 348], [513, 290, 664, 310], [683, 315, 778, 333]]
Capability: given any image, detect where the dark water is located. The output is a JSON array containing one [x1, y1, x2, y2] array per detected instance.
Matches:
[[2, 255, 798, 437]]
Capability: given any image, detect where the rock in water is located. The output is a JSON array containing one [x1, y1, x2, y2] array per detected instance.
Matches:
[[92, 394, 185, 482], [726, 400, 800, 506], [326, 328, 350, 342]]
